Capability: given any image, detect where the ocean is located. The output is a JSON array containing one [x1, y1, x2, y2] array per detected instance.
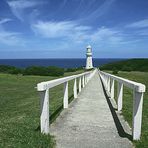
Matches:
[[0, 59, 124, 68]]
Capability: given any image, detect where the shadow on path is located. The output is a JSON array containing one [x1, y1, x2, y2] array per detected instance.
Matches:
[[100, 77, 133, 141]]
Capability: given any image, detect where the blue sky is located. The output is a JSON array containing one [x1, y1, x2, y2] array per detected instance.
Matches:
[[0, 0, 148, 58]]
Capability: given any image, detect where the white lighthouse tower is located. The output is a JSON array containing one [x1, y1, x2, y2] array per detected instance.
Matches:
[[86, 45, 93, 69]]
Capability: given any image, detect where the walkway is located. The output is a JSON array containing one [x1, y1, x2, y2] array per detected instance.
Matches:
[[50, 72, 133, 148]]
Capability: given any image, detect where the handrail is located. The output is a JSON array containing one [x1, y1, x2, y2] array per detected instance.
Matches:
[[99, 71, 145, 92], [99, 70, 146, 140], [37, 69, 96, 134], [37, 71, 93, 91]]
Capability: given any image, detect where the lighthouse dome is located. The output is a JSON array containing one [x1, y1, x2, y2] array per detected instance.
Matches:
[[87, 45, 91, 49]]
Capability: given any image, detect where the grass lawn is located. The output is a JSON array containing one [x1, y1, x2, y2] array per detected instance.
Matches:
[[106, 71, 148, 148], [0, 70, 83, 148]]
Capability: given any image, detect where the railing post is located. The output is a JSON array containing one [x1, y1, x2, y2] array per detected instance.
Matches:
[[132, 91, 144, 140], [107, 76, 111, 92], [82, 75, 85, 87], [105, 75, 108, 88], [117, 82, 123, 111], [39, 89, 49, 134], [84, 75, 86, 85], [111, 79, 114, 99], [63, 81, 68, 108], [73, 78, 77, 98], [86, 74, 89, 83], [79, 77, 82, 92]]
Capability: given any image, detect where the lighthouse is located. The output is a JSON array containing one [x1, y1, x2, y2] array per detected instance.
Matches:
[[85, 45, 93, 70]]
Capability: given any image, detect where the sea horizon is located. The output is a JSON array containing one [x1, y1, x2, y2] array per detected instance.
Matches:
[[0, 58, 127, 68]]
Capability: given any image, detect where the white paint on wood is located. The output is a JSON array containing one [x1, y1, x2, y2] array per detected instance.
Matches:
[[111, 79, 114, 99], [99, 70, 146, 140], [37, 69, 96, 135], [117, 82, 123, 111], [74, 78, 77, 98], [40, 89, 49, 134], [82, 76, 85, 88], [37, 71, 92, 91], [99, 71, 145, 93], [133, 91, 144, 140], [63, 82, 68, 108], [107, 77, 111, 93], [79, 77, 82, 92]]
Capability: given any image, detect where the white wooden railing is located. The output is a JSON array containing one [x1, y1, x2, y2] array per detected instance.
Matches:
[[37, 70, 96, 134], [99, 70, 146, 140]]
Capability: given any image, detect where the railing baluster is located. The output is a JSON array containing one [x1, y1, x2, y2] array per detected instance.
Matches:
[[111, 79, 114, 99], [99, 70, 146, 140], [63, 81, 68, 108], [133, 91, 144, 140], [82, 75, 85, 87], [40, 89, 49, 134], [105, 75, 108, 88], [107, 76, 111, 92], [74, 78, 77, 98], [79, 77, 82, 92], [37, 70, 95, 135], [117, 82, 123, 111], [84, 75, 86, 85]]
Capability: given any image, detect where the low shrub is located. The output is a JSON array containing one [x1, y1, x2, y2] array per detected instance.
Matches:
[[23, 66, 64, 76], [112, 68, 118, 74], [121, 66, 132, 72], [65, 67, 83, 72], [0, 65, 22, 74]]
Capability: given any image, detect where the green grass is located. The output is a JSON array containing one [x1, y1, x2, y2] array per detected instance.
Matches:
[[106, 71, 148, 148], [0, 70, 83, 148]]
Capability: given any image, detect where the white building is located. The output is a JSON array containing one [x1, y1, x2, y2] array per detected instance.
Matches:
[[85, 45, 93, 69]]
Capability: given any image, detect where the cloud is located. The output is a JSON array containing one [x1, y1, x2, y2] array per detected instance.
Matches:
[[0, 30, 21, 45], [0, 18, 24, 46], [79, 0, 115, 22], [0, 18, 12, 24], [7, 0, 43, 21], [90, 27, 122, 43], [136, 29, 148, 36], [126, 19, 148, 28], [32, 21, 91, 42], [32, 20, 129, 46]]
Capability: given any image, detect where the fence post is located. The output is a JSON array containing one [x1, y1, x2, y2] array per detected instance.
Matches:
[[79, 77, 82, 92], [63, 81, 68, 108], [111, 79, 114, 99], [85, 75, 87, 84], [105, 75, 108, 89], [117, 82, 123, 111], [84, 75, 86, 85], [107, 76, 111, 92], [39, 89, 49, 134], [132, 91, 144, 140], [82, 75, 85, 87], [74, 78, 77, 98]]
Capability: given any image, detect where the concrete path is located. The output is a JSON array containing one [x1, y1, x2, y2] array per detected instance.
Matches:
[[50, 72, 133, 148]]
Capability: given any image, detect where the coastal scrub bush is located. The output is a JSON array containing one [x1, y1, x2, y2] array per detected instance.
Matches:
[[0, 65, 64, 76], [121, 66, 132, 72], [66, 68, 77, 72], [99, 59, 148, 72], [65, 67, 83, 72], [23, 66, 64, 76], [47, 66, 64, 76], [9, 67, 23, 74], [23, 66, 48, 76], [0, 65, 22, 74], [112, 68, 118, 74]]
